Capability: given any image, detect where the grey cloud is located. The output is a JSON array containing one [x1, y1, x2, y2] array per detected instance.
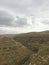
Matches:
[[42, 20, 49, 25], [31, 16, 36, 24], [14, 17, 28, 27], [0, 0, 47, 16], [0, 0, 49, 24], [0, 11, 28, 27], [0, 10, 14, 26], [0, 0, 49, 34]]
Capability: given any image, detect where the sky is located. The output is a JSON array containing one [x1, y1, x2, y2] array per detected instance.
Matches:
[[0, 0, 49, 34]]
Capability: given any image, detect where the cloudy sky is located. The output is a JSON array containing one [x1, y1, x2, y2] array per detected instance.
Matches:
[[0, 0, 49, 34]]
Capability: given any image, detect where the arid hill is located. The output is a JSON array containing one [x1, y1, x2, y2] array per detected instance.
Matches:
[[0, 31, 49, 65], [14, 31, 49, 65], [14, 31, 49, 52], [0, 36, 32, 65]]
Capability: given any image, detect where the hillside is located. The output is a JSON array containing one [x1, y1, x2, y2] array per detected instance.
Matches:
[[14, 31, 49, 52], [0, 31, 49, 65], [23, 44, 49, 65], [14, 31, 49, 65], [0, 36, 32, 65]]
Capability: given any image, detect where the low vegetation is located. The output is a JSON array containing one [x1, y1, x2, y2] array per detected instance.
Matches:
[[0, 31, 49, 65], [0, 36, 32, 65], [14, 31, 49, 65]]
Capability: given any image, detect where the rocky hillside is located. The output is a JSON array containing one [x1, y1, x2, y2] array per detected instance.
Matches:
[[0, 36, 32, 65]]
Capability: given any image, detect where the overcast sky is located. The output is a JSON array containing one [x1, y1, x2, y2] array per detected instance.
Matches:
[[0, 0, 49, 34]]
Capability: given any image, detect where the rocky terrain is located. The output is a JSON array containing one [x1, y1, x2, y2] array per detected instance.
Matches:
[[0, 31, 49, 65]]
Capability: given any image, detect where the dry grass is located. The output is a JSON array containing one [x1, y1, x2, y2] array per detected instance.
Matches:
[[14, 31, 49, 65], [0, 36, 32, 65], [0, 31, 49, 65]]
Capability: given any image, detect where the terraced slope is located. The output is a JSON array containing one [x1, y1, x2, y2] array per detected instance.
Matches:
[[14, 31, 49, 65], [0, 31, 49, 65], [24, 44, 49, 65], [14, 31, 49, 52], [0, 36, 32, 65]]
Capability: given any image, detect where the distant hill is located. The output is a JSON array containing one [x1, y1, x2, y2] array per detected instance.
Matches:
[[0, 34, 16, 38], [14, 31, 49, 52]]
